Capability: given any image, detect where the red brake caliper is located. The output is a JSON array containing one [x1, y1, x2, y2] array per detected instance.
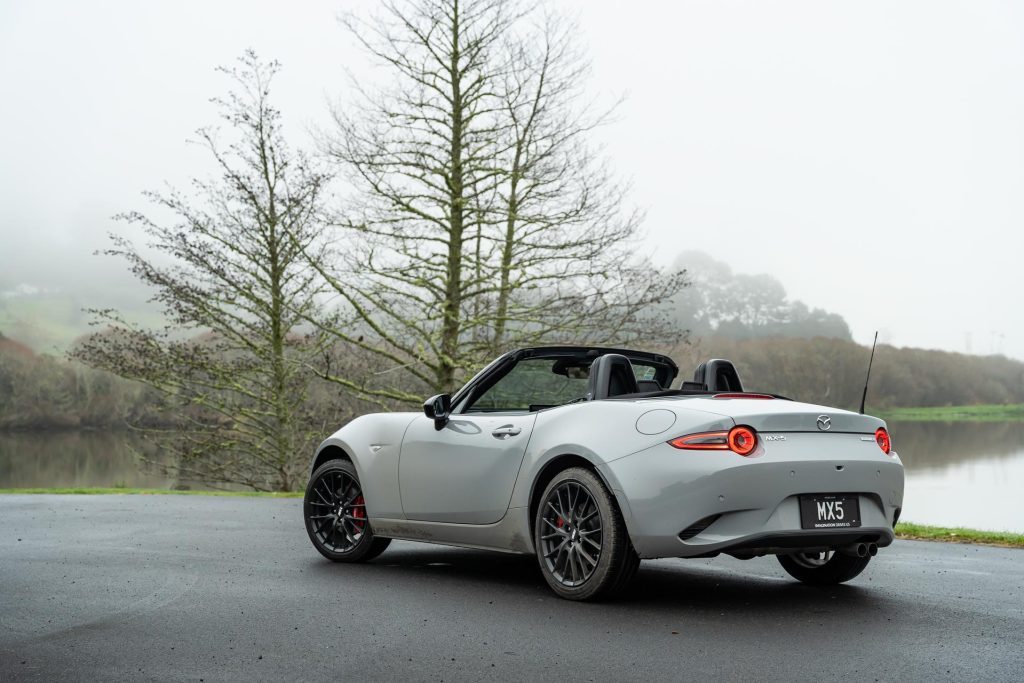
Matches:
[[351, 495, 366, 531], [556, 517, 564, 528]]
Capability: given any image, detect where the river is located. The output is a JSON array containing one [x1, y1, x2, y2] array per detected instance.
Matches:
[[1, 421, 1022, 532]]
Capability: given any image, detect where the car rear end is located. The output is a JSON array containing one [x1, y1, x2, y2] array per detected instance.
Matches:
[[602, 396, 904, 560]]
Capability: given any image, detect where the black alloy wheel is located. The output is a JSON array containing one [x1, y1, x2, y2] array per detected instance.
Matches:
[[304, 459, 390, 562], [540, 480, 604, 587], [534, 467, 640, 601]]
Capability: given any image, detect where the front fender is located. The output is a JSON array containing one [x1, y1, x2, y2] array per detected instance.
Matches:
[[309, 412, 418, 520]]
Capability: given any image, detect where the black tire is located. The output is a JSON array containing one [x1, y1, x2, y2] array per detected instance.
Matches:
[[777, 550, 871, 585], [304, 459, 391, 563], [533, 467, 639, 601]]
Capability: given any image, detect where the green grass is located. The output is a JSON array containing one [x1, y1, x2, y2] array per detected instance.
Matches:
[[0, 487, 302, 498], [895, 522, 1024, 548], [879, 404, 1024, 422]]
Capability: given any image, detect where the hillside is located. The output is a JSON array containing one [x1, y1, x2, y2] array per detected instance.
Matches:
[[671, 336, 1024, 411]]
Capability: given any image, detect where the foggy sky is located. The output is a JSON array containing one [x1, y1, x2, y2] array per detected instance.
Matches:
[[2, 0, 1022, 359]]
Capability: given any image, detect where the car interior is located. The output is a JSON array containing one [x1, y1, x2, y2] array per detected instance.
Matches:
[[459, 349, 757, 414], [587, 353, 746, 401]]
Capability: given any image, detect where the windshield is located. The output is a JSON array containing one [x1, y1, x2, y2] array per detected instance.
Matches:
[[463, 358, 589, 412]]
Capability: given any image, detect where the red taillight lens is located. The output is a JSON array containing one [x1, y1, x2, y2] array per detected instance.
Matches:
[[667, 431, 729, 450], [875, 427, 891, 455], [668, 426, 758, 456], [728, 426, 757, 456]]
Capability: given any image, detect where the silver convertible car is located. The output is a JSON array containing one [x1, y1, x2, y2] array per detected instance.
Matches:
[[303, 346, 905, 600]]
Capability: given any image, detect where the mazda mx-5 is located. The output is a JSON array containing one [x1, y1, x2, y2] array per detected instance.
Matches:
[[303, 346, 904, 600]]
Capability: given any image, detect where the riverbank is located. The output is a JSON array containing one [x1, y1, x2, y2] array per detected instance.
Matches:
[[893, 522, 1024, 548], [0, 487, 302, 498], [1, 488, 1021, 548], [880, 404, 1024, 422]]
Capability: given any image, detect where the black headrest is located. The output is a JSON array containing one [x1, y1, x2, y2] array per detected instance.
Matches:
[[692, 359, 744, 392], [586, 354, 639, 400]]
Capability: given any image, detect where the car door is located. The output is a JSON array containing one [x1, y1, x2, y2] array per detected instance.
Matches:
[[398, 412, 537, 524]]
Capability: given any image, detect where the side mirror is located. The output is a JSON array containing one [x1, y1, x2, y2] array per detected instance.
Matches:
[[423, 393, 452, 430]]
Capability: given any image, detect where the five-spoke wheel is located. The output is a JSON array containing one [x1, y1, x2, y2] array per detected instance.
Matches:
[[534, 467, 639, 600], [304, 459, 390, 562]]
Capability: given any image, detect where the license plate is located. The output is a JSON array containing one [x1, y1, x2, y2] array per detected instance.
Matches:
[[799, 494, 861, 529]]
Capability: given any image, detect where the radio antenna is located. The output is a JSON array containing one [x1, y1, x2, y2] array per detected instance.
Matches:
[[859, 331, 879, 415]]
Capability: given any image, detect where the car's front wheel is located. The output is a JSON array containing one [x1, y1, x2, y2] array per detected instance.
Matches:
[[777, 550, 871, 585], [534, 467, 640, 601], [304, 458, 390, 562]]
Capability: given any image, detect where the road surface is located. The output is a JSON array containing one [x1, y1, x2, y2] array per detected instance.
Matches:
[[1, 495, 1020, 681]]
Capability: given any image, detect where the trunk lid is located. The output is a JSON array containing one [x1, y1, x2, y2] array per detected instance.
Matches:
[[673, 396, 885, 434]]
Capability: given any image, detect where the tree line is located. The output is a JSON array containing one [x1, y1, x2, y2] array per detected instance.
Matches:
[[6, 332, 1023, 430], [674, 336, 1024, 411]]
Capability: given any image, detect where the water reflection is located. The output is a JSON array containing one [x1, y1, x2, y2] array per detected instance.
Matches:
[[891, 421, 1024, 533], [0, 431, 178, 489], [1, 422, 1022, 532], [892, 421, 1024, 470]]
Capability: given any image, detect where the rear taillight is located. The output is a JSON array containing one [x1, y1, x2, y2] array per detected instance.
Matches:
[[668, 425, 759, 456], [875, 427, 892, 455], [728, 426, 757, 455]]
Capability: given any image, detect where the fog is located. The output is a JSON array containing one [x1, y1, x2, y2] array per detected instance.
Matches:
[[2, 0, 1022, 358]]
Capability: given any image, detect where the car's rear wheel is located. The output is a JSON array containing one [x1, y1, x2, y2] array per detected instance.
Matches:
[[777, 550, 871, 585], [304, 459, 390, 562], [534, 467, 639, 601]]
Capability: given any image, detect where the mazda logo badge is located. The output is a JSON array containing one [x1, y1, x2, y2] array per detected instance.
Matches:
[[816, 415, 832, 431]]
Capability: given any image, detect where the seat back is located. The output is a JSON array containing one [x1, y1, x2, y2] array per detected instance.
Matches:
[[587, 354, 639, 400], [692, 359, 744, 392], [636, 379, 662, 393]]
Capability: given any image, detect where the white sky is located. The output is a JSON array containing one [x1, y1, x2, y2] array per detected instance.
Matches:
[[1, 0, 1022, 358]]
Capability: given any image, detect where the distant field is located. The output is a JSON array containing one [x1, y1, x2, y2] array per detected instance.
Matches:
[[0, 293, 164, 352], [0, 295, 85, 352], [880, 404, 1024, 422]]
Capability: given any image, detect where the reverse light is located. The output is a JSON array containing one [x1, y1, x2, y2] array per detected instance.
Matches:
[[669, 425, 759, 456], [875, 427, 892, 455]]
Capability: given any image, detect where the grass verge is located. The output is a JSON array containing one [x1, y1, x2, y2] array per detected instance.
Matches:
[[895, 522, 1024, 548], [880, 404, 1024, 422], [0, 487, 302, 498], [0, 489, 1020, 548]]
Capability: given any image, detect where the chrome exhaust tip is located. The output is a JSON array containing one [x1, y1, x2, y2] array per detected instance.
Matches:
[[839, 543, 868, 558]]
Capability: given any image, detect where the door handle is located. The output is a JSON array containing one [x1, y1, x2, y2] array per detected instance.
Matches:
[[491, 425, 522, 439]]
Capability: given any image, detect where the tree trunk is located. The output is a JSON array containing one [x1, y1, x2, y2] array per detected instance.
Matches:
[[439, 0, 465, 392]]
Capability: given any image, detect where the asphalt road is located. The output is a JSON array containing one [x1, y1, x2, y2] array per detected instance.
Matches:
[[1, 495, 1021, 681]]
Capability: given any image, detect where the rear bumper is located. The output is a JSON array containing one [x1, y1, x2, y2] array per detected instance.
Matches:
[[600, 436, 905, 559], [706, 528, 895, 557]]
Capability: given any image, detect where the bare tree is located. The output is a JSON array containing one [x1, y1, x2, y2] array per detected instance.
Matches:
[[485, 13, 684, 355], [73, 51, 331, 491], [310, 0, 686, 403]]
